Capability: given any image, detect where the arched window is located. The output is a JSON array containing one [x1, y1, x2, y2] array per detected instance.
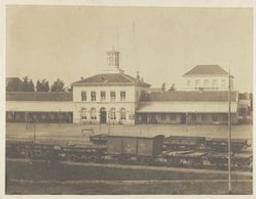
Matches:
[[80, 108, 87, 120], [90, 108, 97, 120], [120, 108, 126, 120], [109, 108, 116, 120]]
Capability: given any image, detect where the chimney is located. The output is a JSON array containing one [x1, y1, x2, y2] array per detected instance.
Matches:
[[136, 71, 140, 81]]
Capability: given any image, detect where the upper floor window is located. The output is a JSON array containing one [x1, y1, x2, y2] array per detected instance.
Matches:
[[81, 91, 87, 101], [120, 91, 126, 101], [221, 79, 226, 88], [212, 79, 218, 89], [187, 80, 191, 87], [204, 80, 209, 87], [195, 79, 200, 88], [100, 91, 106, 101], [91, 91, 96, 101], [110, 91, 116, 101]]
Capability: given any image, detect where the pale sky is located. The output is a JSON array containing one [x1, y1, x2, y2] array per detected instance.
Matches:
[[6, 6, 253, 92]]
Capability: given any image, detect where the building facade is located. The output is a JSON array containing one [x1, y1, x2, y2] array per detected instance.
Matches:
[[5, 51, 251, 125], [182, 65, 234, 91], [136, 91, 239, 125]]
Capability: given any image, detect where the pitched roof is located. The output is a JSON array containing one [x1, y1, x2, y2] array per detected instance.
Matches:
[[6, 92, 73, 101], [72, 73, 150, 87], [183, 65, 228, 76], [140, 91, 237, 102]]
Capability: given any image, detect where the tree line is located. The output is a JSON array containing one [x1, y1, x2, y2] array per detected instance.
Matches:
[[6, 76, 70, 92]]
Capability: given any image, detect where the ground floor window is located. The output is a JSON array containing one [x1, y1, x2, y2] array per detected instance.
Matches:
[[212, 114, 218, 122], [80, 108, 87, 120], [201, 114, 207, 121], [6, 111, 73, 123], [191, 114, 197, 122], [160, 114, 166, 120], [109, 108, 116, 120], [90, 108, 97, 120], [120, 108, 126, 120], [170, 114, 176, 120]]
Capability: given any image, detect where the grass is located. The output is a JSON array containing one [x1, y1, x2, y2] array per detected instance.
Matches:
[[6, 159, 252, 194]]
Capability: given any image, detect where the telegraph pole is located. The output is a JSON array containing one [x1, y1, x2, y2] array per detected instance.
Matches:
[[227, 66, 232, 193]]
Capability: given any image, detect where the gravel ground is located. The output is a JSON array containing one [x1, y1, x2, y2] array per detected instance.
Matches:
[[6, 123, 252, 144]]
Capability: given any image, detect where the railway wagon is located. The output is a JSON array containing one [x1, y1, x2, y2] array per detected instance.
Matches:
[[106, 135, 164, 163], [163, 136, 206, 150], [205, 138, 249, 152], [89, 134, 108, 145]]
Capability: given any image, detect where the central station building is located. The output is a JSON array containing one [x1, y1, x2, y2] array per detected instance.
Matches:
[[6, 50, 251, 125]]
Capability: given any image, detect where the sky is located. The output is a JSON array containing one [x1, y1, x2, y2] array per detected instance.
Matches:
[[6, 6, 253, 92]]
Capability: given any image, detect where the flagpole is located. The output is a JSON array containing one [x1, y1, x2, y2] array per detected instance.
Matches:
[[228, 66, 232, 193]]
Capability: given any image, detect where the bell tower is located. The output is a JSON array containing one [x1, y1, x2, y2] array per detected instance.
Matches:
[[103, 49, 124, 73], [107, 50, 120, 67]]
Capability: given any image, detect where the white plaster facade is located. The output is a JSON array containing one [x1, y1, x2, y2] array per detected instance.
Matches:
[[72, 85, 140, 124], [183, 75, 234, 91], [181, 65, 234, 91]]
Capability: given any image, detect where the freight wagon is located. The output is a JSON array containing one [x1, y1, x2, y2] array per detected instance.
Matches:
[[104, 135, 164, 164]]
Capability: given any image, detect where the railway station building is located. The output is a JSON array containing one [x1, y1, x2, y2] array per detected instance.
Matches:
[[6, 50, 251, 125]]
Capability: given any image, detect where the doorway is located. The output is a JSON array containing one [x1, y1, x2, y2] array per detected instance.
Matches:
[[100, 107, 107, 124]]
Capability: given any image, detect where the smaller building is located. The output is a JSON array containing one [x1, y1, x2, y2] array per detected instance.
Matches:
[[182, 65, 234, 91]]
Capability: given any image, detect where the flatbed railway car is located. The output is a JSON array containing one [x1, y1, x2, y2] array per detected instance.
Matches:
[[163, 136, 206, 150], [155, 150, 207, 167], [205, 138, 249, 152], [232, 152, 252, 170], [89, 134, 109, 145]]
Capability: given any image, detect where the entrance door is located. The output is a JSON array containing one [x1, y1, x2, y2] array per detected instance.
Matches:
[[100, 108, 107, 124]]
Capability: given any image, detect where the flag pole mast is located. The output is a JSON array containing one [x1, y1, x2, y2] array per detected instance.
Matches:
[[228, 65, 232, 193]]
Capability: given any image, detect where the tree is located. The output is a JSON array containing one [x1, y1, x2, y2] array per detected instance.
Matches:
[[51, 79, 65, 92], [36, 79, 49, 92], [28, 80, 35, 91], [6, 77, 23, 91], [22, 76, 34, 92], [161, 82, 166, 92], [168, 83, 176, 92]]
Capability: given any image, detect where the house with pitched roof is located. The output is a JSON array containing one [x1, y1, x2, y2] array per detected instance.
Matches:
[[182, 65, 234, 91]]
